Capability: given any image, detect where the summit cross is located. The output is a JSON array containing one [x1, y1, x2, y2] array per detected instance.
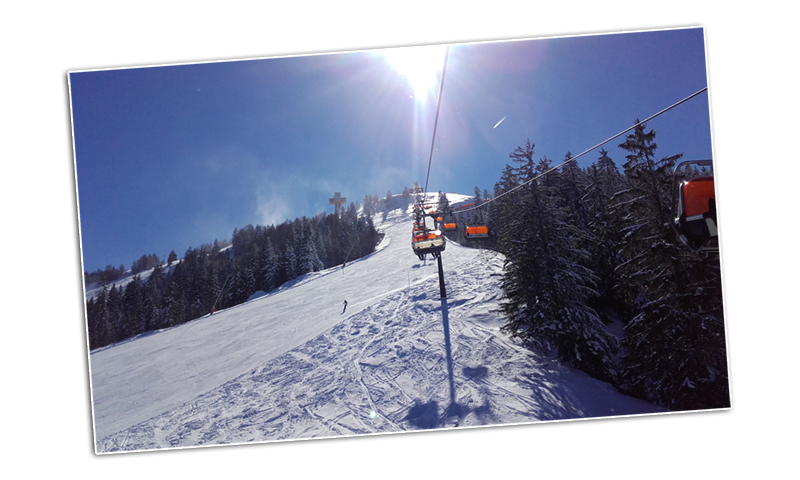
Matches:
[[329, 192, 347, 216]]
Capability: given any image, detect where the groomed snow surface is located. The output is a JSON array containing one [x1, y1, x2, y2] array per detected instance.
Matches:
[[88, 194, 663, 454]]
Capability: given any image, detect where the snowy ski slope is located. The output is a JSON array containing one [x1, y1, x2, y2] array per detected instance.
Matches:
[[89, 193, 663, 453]]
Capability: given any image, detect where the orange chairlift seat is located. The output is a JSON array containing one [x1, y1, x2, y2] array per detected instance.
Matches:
[[673, 161, 718, 252], [412, 228, 445, 260], [465, 225, 489, 239], [411, 206, 445, 260]]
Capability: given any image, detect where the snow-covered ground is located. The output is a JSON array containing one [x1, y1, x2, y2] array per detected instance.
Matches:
[[89, 193, 664, 453]]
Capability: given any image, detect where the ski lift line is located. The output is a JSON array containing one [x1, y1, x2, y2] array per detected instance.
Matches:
[[342, 227, 367, 266], [455, 87, 710, 215], [211, 274, 233, 313], [344, 239, 357, 264], [423, 46, 450, 198]]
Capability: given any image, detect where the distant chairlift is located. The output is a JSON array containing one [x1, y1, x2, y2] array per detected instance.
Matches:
[[464, 202, 490, 239], [672, 159, 718, 253], [465, 225, 489, 239]]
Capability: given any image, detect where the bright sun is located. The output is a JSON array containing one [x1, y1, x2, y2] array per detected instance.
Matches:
[[379, 45, 447, 99]]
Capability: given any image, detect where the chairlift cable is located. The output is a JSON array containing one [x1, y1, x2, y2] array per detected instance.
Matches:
[[455, 87, 709, 215], [422, 46, 450, 199]]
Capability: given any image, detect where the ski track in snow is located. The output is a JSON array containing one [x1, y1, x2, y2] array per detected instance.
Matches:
[[93, 195, 663, 453]]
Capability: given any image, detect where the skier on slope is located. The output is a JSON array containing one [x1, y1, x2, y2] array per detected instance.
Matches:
[[342, 300, 348, 314]]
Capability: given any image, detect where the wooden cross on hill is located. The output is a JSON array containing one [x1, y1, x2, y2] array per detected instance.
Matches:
[[329, 192, 347, 216]]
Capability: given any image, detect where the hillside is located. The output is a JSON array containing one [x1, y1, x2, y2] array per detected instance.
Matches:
[[90, 193, 663, 453]]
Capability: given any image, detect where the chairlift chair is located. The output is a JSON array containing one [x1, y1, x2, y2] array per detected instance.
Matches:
[[464, 201, 490, 240], [672, 159, 718, 253], [411, 202, 446, 260], [465, 225, 489, 239]]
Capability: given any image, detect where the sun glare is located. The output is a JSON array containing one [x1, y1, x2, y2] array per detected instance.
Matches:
[[379, 45, 447, 99]]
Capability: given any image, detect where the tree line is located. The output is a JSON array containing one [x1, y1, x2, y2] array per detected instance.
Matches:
[[441, 121, 727, 412], [85, 202, 381, 351]]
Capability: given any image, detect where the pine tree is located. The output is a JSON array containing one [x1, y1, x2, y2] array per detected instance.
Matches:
[[123, 275, 145, 337], [556, 151, 590, 229], [620, 252, 727, 410], [437, 191, 451, 217], [260, 238, 277, 292], [282, 243, 298, 282], [88, 286, 114, 349], [302, 234, 324, 274], [583, 149, 627, 323], [491, 150, 526, 251], [107, 285, 125, 343], [614, 121, 683, 312], [230, 265, 256, 304], [497, 141, 616, 381], [163, 277, 186, 327], [142, 265, 165, 332], [614, 121, 729, 410]]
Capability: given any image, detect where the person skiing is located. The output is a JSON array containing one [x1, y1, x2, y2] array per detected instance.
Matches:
[[342, 300, 348, 314]]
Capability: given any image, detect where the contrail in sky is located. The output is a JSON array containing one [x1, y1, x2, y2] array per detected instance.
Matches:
[[493, 116, 507, 129]]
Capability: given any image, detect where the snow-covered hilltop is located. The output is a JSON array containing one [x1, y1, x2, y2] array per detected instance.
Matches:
[[90, 193, 663, 453]]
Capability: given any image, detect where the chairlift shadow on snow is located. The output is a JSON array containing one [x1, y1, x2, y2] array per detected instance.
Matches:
[[462, 366, 489, 379], [404, 400, 441, 429], [404, 297, 471, 429]]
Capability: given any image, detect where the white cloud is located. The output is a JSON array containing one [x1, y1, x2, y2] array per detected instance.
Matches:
[[256, 190, 294, 227]]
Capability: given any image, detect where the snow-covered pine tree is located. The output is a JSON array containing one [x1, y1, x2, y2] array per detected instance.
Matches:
[[142, 267, 164, 331], [121, 275, 144, 338], [614, 121, 729, 410], [583, 149, 628, 324], [107, 284, 124, 341], [163, 275, 187, 328], [259, 238, 277, 292], [437, 190, 450, 217], [88, 285, 114, 349], [302, 234, 324, 273], [490, 163, 521, 244], [282, 243, 298, 282], [229, 265, 256, 305], [556, 151, 590, 230], [497, 141, 617, 381]]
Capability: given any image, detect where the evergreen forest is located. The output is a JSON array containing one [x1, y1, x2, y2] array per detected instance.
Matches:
[[439, 122, 727, 411], [85, 202, 382, 351]]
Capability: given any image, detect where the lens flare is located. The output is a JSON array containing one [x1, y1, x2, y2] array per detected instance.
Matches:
[[378, 45, 447, 99]]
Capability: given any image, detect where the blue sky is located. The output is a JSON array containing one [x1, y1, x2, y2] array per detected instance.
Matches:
[[70, 27, 712, 273]]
